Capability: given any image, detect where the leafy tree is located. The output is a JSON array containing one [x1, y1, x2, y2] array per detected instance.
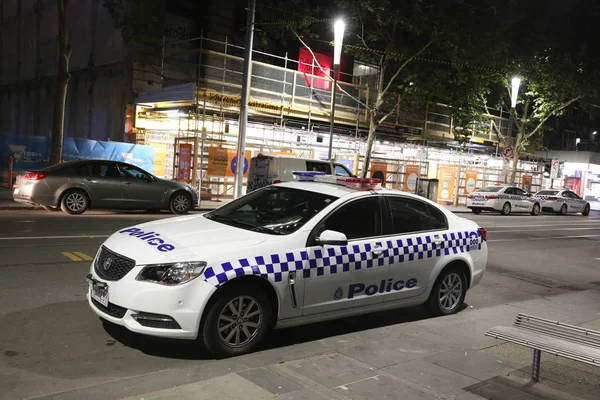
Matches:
[[497, 0, 600, 183], [103, 0, 166, 45]]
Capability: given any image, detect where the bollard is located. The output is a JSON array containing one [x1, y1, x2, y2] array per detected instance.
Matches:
[[8, 156, 13, 188]]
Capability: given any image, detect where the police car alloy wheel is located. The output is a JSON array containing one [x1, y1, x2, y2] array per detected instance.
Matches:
[[170, 192, 192, 214], [427, 267, 467, 316], [501, 202, 511, 215], [200, 284, 273, 358], [530, 203, 540, 216], [583, 204, 591, 216], [61, 190, 89, 214]]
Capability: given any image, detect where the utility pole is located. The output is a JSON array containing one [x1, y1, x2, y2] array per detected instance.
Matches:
[[234, 0, 256, 199]]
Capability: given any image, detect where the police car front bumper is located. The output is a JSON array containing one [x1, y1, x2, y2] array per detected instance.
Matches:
[[86, 268, 214, 340]]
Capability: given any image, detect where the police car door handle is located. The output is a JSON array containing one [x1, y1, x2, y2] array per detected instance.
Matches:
[[371, 245, 384, 257]]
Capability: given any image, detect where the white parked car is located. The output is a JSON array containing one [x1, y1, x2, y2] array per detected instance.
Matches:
[[466, 185, 540, 216], [247, 155, 354, 192], [533, 189, 591, 216], [87, 173, 488, 358]]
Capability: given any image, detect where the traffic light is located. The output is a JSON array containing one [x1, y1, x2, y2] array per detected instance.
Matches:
[[543, 163, 551, 178]]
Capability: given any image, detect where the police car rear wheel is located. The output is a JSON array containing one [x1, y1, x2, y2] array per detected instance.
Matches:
[[201, 287, 272, 358], [427, 268, 467, 317], [583, 204, 591, 216], [558, 204, 567, 216], [471, 208, 482, 214], [501, 202, 511, 215]]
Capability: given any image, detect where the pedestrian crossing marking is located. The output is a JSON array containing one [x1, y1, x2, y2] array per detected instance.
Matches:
[[62, 252, 94, 262]]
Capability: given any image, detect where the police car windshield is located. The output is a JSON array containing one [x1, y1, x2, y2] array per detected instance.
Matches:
[[475, 186, 503, 193], [204, 187, 338, 235]]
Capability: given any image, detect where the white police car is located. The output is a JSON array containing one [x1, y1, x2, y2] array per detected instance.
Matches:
[[466, 185, 540, 215], [533, 189, 591, 216], [86, 172, 488, 358]]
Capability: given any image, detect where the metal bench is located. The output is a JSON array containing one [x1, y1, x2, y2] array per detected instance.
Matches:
[[485, 313, 600, 382]]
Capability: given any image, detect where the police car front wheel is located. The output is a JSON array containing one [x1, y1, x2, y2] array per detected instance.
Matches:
[[427, 268, 467, 317], [200, 286, 273, 358]]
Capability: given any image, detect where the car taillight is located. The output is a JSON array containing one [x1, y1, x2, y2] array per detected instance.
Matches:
[[24, 172, 46, 181], [548, 196, 557, 200], [467, 195, 473, 199], [486, 195, 499, 200], [478, 228, 488, 241], [273, 180, 281, 184]]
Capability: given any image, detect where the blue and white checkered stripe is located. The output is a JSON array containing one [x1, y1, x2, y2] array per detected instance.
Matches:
[[202, 230, 483, 287], [247, 180, 272, 191]]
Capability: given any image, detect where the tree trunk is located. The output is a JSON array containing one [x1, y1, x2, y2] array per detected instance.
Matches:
[[509, 134, 521, 184], [361, 111, 378, 178], [50, 0, 71, 165]]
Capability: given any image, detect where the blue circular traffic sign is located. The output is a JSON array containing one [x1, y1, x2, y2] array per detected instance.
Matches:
[[230, 156, 249, 175]]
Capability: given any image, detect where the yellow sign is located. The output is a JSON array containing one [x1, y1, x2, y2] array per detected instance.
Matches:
[[437, 167, 457, 203], [464, 170, 478, 194], [207, 147, 252, 177], [153, 144, 167, 178]]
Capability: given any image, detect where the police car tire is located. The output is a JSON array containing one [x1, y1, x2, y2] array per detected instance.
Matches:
[[471, 208, 482, 214], [200, 285, 273, 358], [558, 204, 567, 216], [530, 203, 540, 216], [60, 190, 89, 215], [426, 267, 467, 317], [583, 204, 591, 216], [500, 202, 511, 215]]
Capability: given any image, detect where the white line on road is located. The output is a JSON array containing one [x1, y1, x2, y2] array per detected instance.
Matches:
[[487, 223, 600, 229], [0, 235, 110, 240], [487, 227, 600, 233], [490, 234, 600, 242]]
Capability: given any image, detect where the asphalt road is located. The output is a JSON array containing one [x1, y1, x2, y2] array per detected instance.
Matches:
[[0, 209, 598, 400]]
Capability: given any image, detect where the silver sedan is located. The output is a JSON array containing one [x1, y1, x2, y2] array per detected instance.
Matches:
[[12, 160, 199, 215]]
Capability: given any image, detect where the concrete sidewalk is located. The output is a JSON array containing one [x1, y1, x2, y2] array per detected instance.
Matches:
[[40, 289, 600, 400]]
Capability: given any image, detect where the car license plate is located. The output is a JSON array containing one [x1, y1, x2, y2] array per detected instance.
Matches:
[[91, 284, 109, 308], [13, 188, 19, 195]]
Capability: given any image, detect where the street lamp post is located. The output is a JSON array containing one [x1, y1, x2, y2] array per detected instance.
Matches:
[[327, 19, 345, 173], [506, 77, 520, 183]]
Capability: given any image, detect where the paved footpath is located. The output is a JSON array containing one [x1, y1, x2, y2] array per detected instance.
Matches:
[[38, 289, 600, 400]]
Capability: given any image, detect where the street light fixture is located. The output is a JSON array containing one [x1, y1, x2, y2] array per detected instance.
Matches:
[[511, 77, 521, 108], [327, 19, 345, 172]]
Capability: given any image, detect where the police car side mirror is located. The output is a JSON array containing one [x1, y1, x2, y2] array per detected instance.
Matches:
[[316, 230, 348, 246]]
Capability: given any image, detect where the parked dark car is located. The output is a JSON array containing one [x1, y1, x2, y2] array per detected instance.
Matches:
[[13, 160, 198, 215]]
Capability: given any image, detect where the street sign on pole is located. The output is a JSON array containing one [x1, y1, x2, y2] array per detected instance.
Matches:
[[550, 158, 559, 179], [502, 146, 513, 160]]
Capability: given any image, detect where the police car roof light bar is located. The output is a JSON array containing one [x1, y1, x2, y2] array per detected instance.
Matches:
[[292, 171, 382, 190], [338, 177, 382, 191], [292, 171, 326, 181]]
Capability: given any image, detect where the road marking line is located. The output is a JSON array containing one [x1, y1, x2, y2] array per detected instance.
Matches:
[[491, 234, 600, 242], [73, 252, 94, 261], [0, 235, 109, 240], [62, 252, 82, 262], [488, 227, 600, 233]]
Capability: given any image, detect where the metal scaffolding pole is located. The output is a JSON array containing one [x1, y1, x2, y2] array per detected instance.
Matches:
[[234, 0, 256, 199]]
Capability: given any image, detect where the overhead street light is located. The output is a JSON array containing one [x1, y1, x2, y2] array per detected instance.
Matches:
[[511, 77, 521, 108], [327, 19, 345, 172]]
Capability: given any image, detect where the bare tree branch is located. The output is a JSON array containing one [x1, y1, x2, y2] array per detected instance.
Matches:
[[526, 95, 583, 139], [290, 28, 367, 108], [380, 40, 432, 100], [378, 95, 401, 125], [355, 10, 370, 50]]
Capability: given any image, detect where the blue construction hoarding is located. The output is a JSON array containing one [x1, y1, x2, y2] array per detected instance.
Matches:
[[0, 134, 155, 173]]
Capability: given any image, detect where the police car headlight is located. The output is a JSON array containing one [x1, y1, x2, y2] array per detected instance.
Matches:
[[136, 261, 207, 286]]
